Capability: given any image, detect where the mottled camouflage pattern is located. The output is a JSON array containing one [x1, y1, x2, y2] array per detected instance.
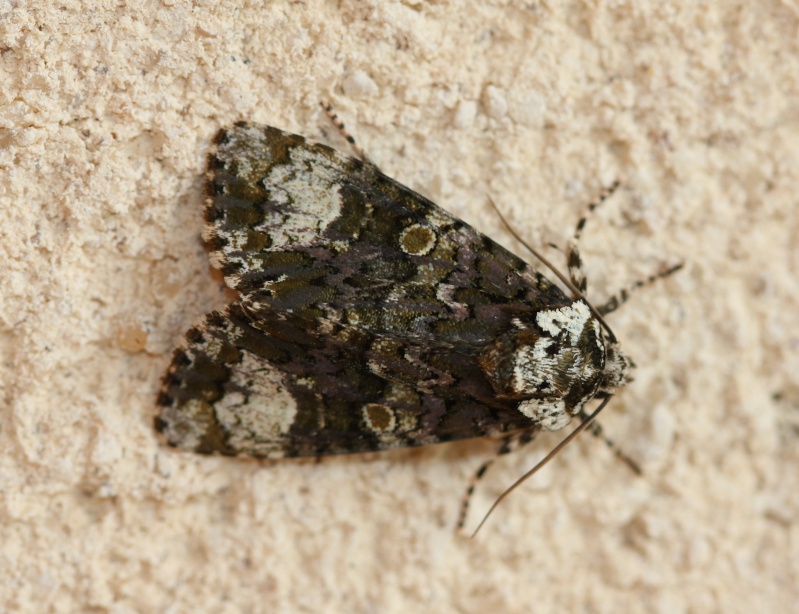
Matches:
[[156, 124, 628, 458]]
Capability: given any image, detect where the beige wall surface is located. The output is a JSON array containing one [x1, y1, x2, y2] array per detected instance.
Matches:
[[2, 2, 798, 612]]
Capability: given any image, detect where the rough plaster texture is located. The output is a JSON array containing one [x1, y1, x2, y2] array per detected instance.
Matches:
[[2, 1, 798, 612]]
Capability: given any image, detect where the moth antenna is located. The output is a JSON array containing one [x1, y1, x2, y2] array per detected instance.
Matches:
[[485, 196, 618, 343], [470, 396, 612, 537], [456, 430, 538, 532]]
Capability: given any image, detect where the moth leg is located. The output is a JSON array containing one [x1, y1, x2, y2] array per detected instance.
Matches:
[[596, 262, 683, 316], [565, 180, 622, 293], [319, 99, 372, 164], [456, 429, 538, 532], [577, 409, 641, 474]]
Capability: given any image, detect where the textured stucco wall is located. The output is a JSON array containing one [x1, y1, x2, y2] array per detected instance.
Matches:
[[2, 2, 798, 612]]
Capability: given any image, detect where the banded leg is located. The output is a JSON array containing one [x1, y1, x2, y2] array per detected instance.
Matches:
[[456, 429, 538, 532], [577, 409, 641, 475], [565, 180, 622, 293], [596, 262, 683, 316], [562, 182, 682, 315], [319, 99, 371, 163]]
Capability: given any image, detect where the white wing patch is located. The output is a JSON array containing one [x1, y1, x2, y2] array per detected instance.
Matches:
[[212, 350, 298, 457], [535, 300, 592, 344]]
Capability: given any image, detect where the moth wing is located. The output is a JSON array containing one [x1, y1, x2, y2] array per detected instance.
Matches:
[[203, 123, 572, 349], [156, 303, 535, 458]]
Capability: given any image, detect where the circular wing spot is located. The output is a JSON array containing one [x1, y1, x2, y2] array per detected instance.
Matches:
[[399, 224, 437, 256], [362, 403, 397, 433]]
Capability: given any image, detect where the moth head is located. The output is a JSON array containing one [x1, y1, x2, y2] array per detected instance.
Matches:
[[598, 340, 634, 393], [479, 300, 613, 431]]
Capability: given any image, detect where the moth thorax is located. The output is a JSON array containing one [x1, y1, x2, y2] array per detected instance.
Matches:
[[478, 301, 606, 431]]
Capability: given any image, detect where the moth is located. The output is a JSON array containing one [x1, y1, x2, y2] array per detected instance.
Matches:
[[156, 115, 678, 527]]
